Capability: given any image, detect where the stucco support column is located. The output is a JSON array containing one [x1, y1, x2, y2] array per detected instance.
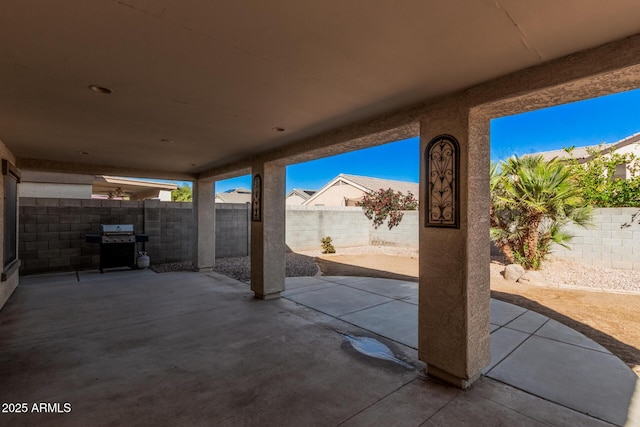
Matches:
[[250, 162, 285, 300], [418, 108, 491, 389], [193, 179, 215, 271]]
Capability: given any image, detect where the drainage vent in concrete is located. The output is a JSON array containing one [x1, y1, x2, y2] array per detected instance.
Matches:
[[338, 332, 414, 370]]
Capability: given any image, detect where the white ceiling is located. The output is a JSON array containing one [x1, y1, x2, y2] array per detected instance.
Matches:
[[2, 0, 640, 177]]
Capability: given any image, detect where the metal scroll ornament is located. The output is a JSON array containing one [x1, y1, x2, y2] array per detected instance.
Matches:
[[252, 174, 262, 222], [425, 135, 460, 228]]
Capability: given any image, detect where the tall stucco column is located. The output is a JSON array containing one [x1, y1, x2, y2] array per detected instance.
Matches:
[[193, 179, 215, 271], [250, 162, 286, 299], [418, 109, 491, 389]]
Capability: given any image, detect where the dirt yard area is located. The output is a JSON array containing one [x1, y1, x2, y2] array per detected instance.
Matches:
[[315, 254, 640, 377]]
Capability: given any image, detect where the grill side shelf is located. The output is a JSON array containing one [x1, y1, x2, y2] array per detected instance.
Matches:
[[85, 234, 101, 244]]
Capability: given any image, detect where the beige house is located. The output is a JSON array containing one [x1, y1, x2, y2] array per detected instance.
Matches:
[[215, 188, 252, 204], [19, 172, 177, 200], [532, 131, 640, 179], [303, 174, 419, 207], [285, 189, 317, 205]]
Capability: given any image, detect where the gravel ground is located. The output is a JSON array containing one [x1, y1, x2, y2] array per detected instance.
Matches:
[[540, 258, 640, 293], [151, 253, 318, 284], [150, 245, 639, 292]]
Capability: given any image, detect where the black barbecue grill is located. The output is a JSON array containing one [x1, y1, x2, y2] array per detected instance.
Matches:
[[86, 224, 148, 273]]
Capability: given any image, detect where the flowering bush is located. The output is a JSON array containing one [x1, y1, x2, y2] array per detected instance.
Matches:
[[358, 188, 418, 230]]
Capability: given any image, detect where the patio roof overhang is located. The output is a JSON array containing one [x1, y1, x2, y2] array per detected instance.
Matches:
[[1, 1, 640, 179]]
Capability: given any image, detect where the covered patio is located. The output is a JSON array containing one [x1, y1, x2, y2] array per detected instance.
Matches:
[[1, 270, 635, 425], [2, 2, 640, 425]]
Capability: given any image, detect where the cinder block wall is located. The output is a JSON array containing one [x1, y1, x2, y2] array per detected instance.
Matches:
[[18, 199, 252, 275], [550, 207, 640, 271], [19, 198, 144, 275], [142, 200, 194, 265], [22, 201, 636, 274], [369, 211, 418, 246], [285, 206, 370, 251], [215, 203, 250, 258]]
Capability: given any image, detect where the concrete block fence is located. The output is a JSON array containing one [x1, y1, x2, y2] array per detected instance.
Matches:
[[18, 199, 249, 275], [550, 207, 640, 271], [285, 206, 370, 251], [18, 199, 639, 275]]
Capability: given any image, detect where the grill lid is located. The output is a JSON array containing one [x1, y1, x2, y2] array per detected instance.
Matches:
[[101, 224, 134, 235]]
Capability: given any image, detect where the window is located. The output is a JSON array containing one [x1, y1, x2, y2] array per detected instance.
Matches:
[[613, 163, 627, 180], [2, 159, 20, 280]]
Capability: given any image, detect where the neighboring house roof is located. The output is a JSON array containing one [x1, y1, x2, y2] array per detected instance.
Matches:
[[529, 132, 640, 163], [286, 188, 317, 201], [340, 174, 419, 196], [215, 188, 252, 203], [20, 171, 178, 200], [303, 173, 419, 206], [92, 176, 177, 199]]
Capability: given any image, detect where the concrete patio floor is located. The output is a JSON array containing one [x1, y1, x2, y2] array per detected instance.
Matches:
[[0, 270, 638, 426]]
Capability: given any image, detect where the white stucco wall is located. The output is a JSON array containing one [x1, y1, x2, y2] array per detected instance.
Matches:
[[18, 182, 92, 199], [158, 190, 172, 201]]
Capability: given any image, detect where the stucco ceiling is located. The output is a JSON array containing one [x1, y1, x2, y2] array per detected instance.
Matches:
[[2, 0, 640, 178]]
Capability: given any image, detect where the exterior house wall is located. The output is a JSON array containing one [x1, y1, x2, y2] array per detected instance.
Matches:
[[286, 193, 306, 205], [19, 182, 93, 199], [158, 190, 173, 201], [305, 183, 364, 206], [614, 142, 640, 179]]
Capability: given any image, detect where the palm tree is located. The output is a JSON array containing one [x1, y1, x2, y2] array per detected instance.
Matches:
[[490, 155, 592, 269]]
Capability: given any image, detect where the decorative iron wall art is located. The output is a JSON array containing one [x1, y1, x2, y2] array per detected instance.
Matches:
[[251, 174, 262, 222], [425, 134, 460, 228]]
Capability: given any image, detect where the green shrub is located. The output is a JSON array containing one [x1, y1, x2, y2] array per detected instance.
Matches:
[[321, 237, 336, 254]]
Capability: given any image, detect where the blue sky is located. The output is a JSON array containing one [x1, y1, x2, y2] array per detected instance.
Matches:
[[208, 88, 640, 194]]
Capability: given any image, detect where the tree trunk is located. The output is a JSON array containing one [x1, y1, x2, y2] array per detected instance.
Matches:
[[524, 215, 542, 268], [500, 244, 516, 264]]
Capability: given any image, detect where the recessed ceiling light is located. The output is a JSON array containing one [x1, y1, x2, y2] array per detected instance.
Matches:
[[272, 127, 285, 132], [77, 151, 89, 155], [160, 138, 174, 144], [88, 85, 113, 94]]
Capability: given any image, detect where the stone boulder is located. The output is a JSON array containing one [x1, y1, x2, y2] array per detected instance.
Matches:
[[504, 264, 525, 282], [517, 271, 546, 286]]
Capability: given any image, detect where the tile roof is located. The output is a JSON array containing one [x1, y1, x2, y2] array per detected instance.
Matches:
[[287, 188, 317, 200], [339, 174, 419, 196], [527, 132, 640, 162]]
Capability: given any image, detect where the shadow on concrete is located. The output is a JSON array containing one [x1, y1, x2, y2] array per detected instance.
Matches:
[[490, 289, 640, 369], [315, 258, 418, 283], [314, 256, 639, 372]]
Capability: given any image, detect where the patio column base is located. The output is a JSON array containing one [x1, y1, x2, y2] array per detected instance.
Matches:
[[197, 267, 213, 272], [254, 291, 281, 300], [426, 365, 480, 390]]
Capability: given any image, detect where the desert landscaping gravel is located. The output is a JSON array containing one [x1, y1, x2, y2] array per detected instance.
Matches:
[[151, 245, 639, 293], [151, 253, 318, 283], [540, 258, 640, 293]]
